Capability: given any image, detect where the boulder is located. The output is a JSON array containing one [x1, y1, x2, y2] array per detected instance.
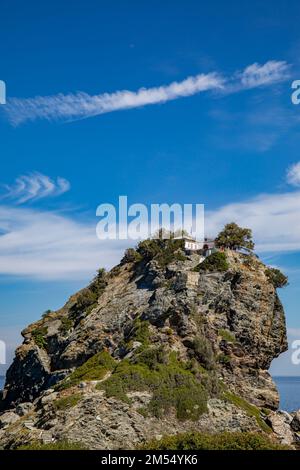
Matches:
[[291, 410, 300, 432], [267, 411, 294, 445], [16, 402, 33, 417], [0, 411, 19, 429]]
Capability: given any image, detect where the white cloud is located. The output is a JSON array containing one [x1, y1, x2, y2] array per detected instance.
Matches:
[[239, 60, 290, 89], [1, 172, 70, 204], [206, 190, 300, 253], [5, 73, 224, 125], [0, 205, 130, 280], [3, 60, 289, 125], [286, 162, 300, 187]]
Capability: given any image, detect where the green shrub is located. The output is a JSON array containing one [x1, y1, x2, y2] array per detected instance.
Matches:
[[218, 329, 236, 343], [132, 346, 167, 369], [215, 222, 254, 251], [192, 336, 215, 370], [32, 326, 48, 349], [70, 288, 98, 319], [59, 317, 73, 335], [261, 407, 272, 416], [121, 248, 142, 264], [98, 352, 208, 421], [265, 267, 288, 288], [224, 391, 271, 433], [42, 309, 52, 319], [57, 351, 116, 390], [194, 252, 229, 273], [17, 440, 87, 450], [137, 406, 149, 418], [140, 431, 289, 450], [70, 269, 107, 319], [53, 393, 81, 410], [136, 237, 185, 268], [217, 354, 231, 365], [127, 319, 150, 346]]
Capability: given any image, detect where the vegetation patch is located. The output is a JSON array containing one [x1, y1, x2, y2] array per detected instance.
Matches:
[[191, 335, 215, 370], [224, 391, 272, 433], [118, 318, 151, 356], [265, 267, 288, 288], [218, 329, 236, 343], [53, 393, 82, 411], [42, 309, 53, 319], [132, 345, 168, 369], [70, 268, 107, 320], [121, 248, 143, 264], [98, 351, 209, 421], [193, 252, 229, 273], [137, 236, 186, 268], [17, 440, 87, 450], [59, 317, 73, 335], [57, 351, 116, 390], [218, 354, 231, 365], [215, 222, 254, 252], [139, 431, 289, 450], [32, 326, 48, 349], [128, 319, 150, 346]]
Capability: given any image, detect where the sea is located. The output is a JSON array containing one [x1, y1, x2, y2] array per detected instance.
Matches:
[[273, 376, 300, 412], [0, 375, 300, 412]]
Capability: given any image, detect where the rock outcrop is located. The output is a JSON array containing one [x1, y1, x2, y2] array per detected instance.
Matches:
[[0, 243, 289, 449]]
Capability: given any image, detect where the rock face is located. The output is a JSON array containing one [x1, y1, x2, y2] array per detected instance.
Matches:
[[291, 410, 300, 432], [0, 246, 289, 449]]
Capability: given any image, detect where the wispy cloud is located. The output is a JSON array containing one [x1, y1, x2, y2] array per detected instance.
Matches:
[[286, 162, 300, 187], [5, 73, 224, 126], [0, 205, 128, 280], [4, 60, 290, 125], [0, 172, 70, 204], [238, 60, 290, 89], [206, 189, 300, 253]]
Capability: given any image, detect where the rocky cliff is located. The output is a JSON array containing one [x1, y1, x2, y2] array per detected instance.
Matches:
[[0, 241, 291, 449]]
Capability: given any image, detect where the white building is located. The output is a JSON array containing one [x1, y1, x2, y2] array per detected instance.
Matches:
[[181, 235, 203, 251], [174, 235, 216, 253]]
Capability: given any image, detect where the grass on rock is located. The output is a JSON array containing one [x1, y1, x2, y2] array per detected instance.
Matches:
[[97, 349, 209, 421], [53, 393, 82, 410], [17, 440, 87, 450], [224, 391, 272, 433], [57, 351, 116, 390], [140, 431, 289, 450]]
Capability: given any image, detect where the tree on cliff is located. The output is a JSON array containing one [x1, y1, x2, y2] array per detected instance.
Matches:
[[265, 267, 288, 288], [215, 222, 254, 251]]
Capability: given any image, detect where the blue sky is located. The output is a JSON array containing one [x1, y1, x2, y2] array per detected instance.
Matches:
[[1, 0, 300, 375]]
